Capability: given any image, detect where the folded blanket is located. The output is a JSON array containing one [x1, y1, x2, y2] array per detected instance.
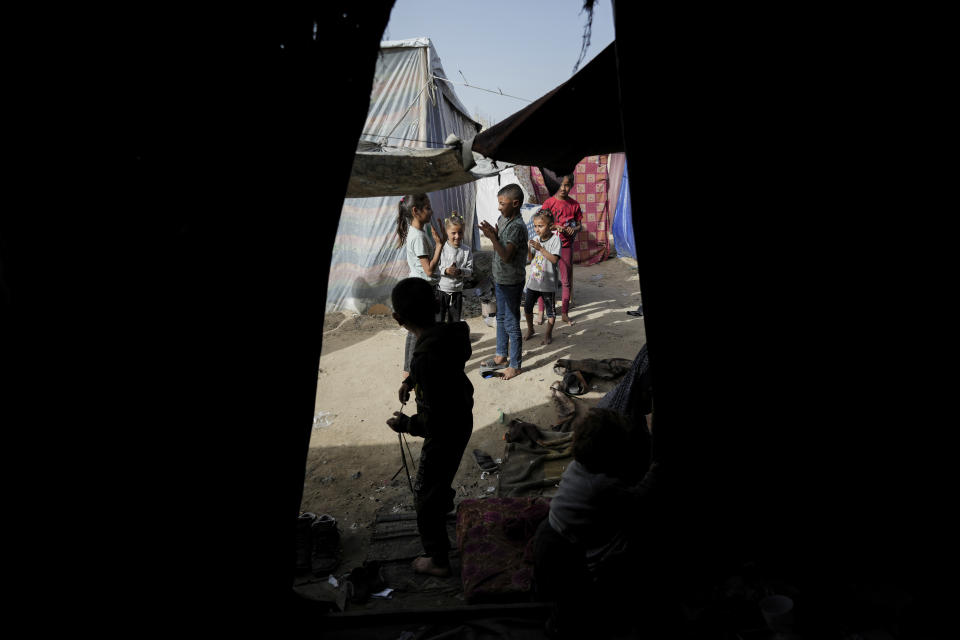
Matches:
[[455, 497, 551, 604]]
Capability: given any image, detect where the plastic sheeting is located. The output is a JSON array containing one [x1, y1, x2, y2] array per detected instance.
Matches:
[[606, 152, 626, 223], [327, 39, 483, 313], [474, 166, 535, 230], [611, 161, 635, 260]]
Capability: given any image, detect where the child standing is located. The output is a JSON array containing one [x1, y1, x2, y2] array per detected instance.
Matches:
[[478, 184, 528, 381], [437, 213, 474, 323], [386, 277, 474, 577], [396, 193, 444, 380], [524, 211, 562, 345], [538, 174, 582, 326]]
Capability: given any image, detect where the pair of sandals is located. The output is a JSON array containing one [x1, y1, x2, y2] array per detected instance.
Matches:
[[342, 560, 386, 605], [480, 358, 510, 375], [558, 370, 589, 396]]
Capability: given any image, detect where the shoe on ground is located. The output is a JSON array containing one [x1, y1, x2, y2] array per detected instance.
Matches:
[[310, 514, 341, 577], [295, 512, 317, 574], [472, 448, 499, 472]]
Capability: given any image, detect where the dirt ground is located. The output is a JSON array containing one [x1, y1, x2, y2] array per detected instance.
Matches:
[[301, 253, 646, 576]]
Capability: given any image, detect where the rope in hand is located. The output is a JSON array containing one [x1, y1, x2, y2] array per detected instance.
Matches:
[[395, 401, 417, 495]]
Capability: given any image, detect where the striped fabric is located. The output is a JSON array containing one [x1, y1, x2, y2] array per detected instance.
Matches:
[[327, 39, 481, 313]]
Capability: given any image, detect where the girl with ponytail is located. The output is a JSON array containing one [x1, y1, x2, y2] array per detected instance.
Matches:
[[396, 193, 444, 379]]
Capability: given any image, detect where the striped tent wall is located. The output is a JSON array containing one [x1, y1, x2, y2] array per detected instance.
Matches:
[[327, 38, 481, 314]]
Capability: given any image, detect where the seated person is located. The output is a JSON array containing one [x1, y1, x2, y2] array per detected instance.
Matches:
[[533, 407, 656, 637]]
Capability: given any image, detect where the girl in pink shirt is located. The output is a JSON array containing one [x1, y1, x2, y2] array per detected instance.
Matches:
[[538, 174, 582, 325]]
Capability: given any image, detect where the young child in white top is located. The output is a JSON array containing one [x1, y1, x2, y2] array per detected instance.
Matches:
[[524, 210, 562, 345], [437, 212, 474, 323]]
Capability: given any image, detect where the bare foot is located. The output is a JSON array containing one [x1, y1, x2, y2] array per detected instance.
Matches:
[[561, 314, 575, 326], [524, 329, 536, 341], [541, 335, 553, 346], [535, 312, 544, 326], [411, 556, 451, 577], [500, 367, 520, 380]]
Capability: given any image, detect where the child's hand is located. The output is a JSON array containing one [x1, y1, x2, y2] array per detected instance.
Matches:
[[478, 220, 497, 241], [445, 266, 460, 277], [430, 223, 443, 245], [529, 238, 542, 252], [398, 383, 410, 404], [387, 411, 409, 433]]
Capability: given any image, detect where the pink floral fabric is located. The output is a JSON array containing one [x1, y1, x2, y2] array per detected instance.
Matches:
[[530, 156, 611, 265], [455, 496, 551, 603]]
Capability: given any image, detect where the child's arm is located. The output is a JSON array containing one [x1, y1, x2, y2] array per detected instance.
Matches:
[[530, 239, 560, 264], [438, 245, 456, 278], [478, 220, 519, 263], [568, 205, 584, 236], [459, 249, 473, 279], [419, 228, 444, 277]]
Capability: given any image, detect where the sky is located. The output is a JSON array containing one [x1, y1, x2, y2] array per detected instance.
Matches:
[[383, 0, 615, 126]]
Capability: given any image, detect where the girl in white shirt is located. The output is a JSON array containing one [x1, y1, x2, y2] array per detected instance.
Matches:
[[437, 212, 474, 323]]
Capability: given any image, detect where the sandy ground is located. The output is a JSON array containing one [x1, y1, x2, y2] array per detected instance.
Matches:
[[301, 253, 646, 574]]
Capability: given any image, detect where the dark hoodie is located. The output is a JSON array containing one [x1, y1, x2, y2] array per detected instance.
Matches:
[[404, 321, 474, 438]]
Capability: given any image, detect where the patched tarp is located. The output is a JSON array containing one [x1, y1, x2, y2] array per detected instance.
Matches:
[[346, 146, 474, 198], [328, 38, 485, 314], [345, 138, 510, 198]]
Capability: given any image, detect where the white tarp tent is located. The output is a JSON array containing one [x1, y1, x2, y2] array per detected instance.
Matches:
[[327, 38, 493, 314]]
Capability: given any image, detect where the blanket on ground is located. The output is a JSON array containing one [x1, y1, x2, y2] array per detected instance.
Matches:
[[455, 496, 551, 604], [497, 428, 574, 498]]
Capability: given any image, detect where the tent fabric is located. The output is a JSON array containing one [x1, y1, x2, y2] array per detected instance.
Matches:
[[530, 156, 612, 266], [471, 42, 624, 176], [573, 155, 612, 266], [513, 166, 538, 205], [474, 166, 536, 231], [529, 166, 552, 203], [345, 146, 476, 198], [345, 136, 515, 199], [612, 161, 635, 259], [606, 152, 626, 224], [327, 39, 482, 314]]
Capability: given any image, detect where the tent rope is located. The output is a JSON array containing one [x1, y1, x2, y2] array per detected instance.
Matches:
[[431, 75, 532, 103], [380, 77, 436, 146]]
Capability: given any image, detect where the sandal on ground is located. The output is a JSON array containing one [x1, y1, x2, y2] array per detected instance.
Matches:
[[562, 371, 589, 395], [472, 448, 499, 472], [479, 359, 508, 372]]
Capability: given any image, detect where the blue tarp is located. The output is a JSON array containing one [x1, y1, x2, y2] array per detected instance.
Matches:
[[612, 162, 635, 259]]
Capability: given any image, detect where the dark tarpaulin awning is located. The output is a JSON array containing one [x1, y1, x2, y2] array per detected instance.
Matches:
[[471, 42, 624, 176]]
